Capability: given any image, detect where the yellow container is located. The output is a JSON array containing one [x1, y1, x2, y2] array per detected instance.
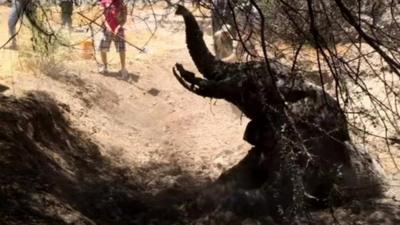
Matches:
[[81, 40, 94, 59]]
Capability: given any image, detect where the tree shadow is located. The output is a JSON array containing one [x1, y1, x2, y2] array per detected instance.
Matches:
[[101, 71, 140, 84], [0, 91, 202, 225]]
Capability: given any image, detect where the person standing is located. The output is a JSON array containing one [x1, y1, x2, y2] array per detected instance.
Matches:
[[8, 0, 23, 49], [211, 0, 235, 59], [98, 0, 128, 78], [59, 0, 75, 30]]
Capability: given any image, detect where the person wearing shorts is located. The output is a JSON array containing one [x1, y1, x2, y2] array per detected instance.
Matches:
[[99, 27, 126, 53], [98, 0, 128, 78]]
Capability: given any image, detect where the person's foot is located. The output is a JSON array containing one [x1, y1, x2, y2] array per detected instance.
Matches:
[[98, 65, 108, 74], [120, 68, 129, 80]]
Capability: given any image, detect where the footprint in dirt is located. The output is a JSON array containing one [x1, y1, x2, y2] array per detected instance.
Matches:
[[147, 88, 160, 96]]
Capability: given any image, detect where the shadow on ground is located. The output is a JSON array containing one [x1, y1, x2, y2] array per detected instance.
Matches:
[[0, 92, 399, 225], [101, 71, 140, 83], [0, 92, 200, 225], [0, 84, 9, 92]]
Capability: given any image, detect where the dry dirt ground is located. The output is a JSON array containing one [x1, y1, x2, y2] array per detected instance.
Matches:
[[0, 3, 400, 225], [0, 4, 250, 181]]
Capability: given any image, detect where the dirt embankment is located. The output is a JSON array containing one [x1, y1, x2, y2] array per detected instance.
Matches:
[[1, 91, 400, 224], [0, 92, 204, 225]]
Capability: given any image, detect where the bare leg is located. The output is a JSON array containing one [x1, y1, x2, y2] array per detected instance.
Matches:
[[100, 51, 108, 71], [119, 51, 126, 70], [8, 1, 21, 49], [68, 15, 73, 32]]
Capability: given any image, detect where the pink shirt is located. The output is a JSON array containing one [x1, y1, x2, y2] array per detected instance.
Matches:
[[101, 0, 124, 32]]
